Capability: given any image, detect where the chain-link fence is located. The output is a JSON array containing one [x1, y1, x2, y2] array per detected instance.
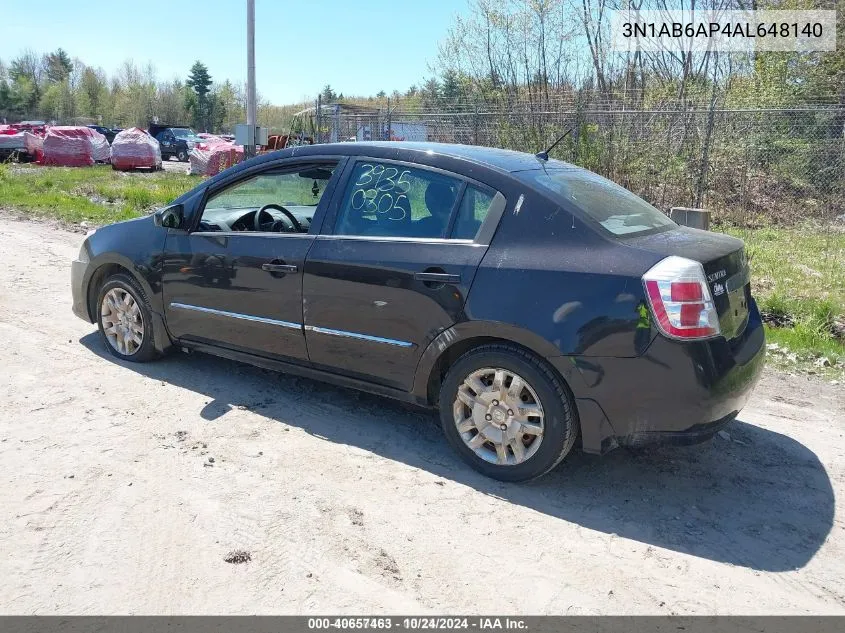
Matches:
[[298, 93, 845, 229], [295, 92, 845, 346]]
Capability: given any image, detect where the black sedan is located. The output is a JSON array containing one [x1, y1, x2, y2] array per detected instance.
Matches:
[[71, 142, 765, 481]]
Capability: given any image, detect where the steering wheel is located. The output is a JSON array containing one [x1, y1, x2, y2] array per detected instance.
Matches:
[[253, 204, 304, 233]]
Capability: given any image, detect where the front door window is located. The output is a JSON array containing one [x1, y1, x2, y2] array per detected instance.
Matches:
[[198, 165, 336, 233]]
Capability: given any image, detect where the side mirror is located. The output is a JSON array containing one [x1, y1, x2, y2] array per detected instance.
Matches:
[[154, 204, 184, 229]]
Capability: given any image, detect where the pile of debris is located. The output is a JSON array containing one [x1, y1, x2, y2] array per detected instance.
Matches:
[[0, 122, 47, 162]]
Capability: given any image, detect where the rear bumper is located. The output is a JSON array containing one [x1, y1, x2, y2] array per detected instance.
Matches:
[[621, 412, 738, 447], [551, 299, 766, 453], [71, 259, 92, 322]]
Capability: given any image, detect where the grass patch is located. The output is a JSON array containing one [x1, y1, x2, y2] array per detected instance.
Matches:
[[0, 163, 201, 224], [720, 224, 845, 379], [764, 326, 844, 379]]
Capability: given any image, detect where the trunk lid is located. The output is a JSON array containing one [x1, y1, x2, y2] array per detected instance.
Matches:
[[625, 227, 751, 340]]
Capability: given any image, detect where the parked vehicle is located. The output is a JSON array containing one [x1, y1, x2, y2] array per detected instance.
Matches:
[[70, 142, 765, 481], [87, 125, 120, 144], [148, 124, 201, 162]]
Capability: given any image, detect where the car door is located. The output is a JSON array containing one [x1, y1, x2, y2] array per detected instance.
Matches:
[[156, 131, 172, 155], [161, 159, 344, 361], [302, 158, 506, 391]]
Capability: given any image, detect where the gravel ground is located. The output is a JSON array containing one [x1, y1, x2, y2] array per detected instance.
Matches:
[[0, 216, 843, 614], [161, 159, 190, 174]]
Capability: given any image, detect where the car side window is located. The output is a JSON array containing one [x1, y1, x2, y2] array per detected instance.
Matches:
[[452, 186, 494, 240], [334, 162, 461, 238], [198, 164, 336, 233]]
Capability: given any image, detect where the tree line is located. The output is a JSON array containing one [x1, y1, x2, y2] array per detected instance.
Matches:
[[1, 1, 842, 142], [0, 49, 248, 132]]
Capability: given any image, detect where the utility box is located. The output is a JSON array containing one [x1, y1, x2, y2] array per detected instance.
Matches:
[[670, 207, 711, 231], [235, 124, 269, 146]]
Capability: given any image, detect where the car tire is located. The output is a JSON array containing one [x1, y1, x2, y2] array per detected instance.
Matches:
[[177, 150, 188, 162], [96, 273, 158, 363], [438, 344, 578, 482]]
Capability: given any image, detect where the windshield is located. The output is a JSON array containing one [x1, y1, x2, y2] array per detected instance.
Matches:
[[519, 168, 675, 236], [171, 128, 197, 139]]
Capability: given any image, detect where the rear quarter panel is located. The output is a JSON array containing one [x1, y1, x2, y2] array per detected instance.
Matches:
[[465, 189, 663, 359]]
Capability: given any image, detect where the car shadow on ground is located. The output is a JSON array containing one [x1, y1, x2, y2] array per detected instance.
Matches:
[[80, 333, 835, 573]]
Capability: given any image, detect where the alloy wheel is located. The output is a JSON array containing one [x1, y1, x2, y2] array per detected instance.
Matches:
[[100, 287, 144, 356], [452, 367, 545, 466]]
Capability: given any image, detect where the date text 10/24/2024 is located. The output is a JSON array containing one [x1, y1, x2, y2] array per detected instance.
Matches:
[[308, 617, 528, 630]]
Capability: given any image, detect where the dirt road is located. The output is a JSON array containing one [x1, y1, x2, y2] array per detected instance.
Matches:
[[0, 216, 843, 614]]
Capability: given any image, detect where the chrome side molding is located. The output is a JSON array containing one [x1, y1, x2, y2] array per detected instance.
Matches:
[[305, 325, 414, 348], [168, 302, 302, 330], [169, 302, 414, 348]]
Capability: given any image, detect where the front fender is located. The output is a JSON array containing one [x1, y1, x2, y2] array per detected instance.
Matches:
[[80, 217, 173, 353], [83, 253, 161, 312]]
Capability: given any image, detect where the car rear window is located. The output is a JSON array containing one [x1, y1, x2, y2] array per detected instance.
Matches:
[[518, 168, 675, 236]]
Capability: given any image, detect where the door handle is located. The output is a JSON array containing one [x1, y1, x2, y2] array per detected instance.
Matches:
[[414, 271, 461, 284], [262, 262, 298, 273]]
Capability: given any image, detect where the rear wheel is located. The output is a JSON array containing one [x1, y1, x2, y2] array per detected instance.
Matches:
[[438, 344, 578, 481], [96, 274, 158, 362]]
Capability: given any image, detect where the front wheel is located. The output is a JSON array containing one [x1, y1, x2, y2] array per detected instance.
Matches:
[[96, 274, 158, 362], [438, 344, 578, 481], [177, 149, 188, 162]]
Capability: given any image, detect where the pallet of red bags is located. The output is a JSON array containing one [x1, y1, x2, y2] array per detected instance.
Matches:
[[41, 126, 110, 167], [111, 127, 162, 171]]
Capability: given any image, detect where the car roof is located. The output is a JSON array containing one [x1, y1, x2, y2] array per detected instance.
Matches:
[[186, 141, 578, 203], [282, 141, 573, 173]]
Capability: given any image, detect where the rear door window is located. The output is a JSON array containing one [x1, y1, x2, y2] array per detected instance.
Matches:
[[519, 168, 675, 236], [334, 161, 461, 239], [451, 185, 494, 240]]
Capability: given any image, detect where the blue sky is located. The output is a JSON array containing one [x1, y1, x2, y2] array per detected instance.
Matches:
[[0, 0, 466, 104]]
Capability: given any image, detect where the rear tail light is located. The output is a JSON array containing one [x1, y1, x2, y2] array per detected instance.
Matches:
[[643, 256, 720, 340]]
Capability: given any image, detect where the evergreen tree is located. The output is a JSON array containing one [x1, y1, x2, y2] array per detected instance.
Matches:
[[440, 69, 461, 103], [421, 77, 440, 107], [44, 49, 73, 83], [186, 61, 212, 129], [320, 84, 337, 102]]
